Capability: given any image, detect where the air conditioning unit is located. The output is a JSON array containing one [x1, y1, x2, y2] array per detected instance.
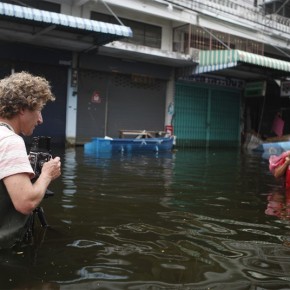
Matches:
[[187, 47, 199, 60]]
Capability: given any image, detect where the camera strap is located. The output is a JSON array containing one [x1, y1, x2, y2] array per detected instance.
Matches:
[[0, 122, 14, 132]]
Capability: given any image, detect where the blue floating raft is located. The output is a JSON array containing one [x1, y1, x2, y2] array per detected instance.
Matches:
[[253, 140, 290, 156], [84, 136, 174, 154], [244, 133, 290, 158]]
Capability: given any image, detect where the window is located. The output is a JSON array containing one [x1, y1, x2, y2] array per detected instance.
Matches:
[[264, 1, 290, 18], [91, 11, 162, 49]]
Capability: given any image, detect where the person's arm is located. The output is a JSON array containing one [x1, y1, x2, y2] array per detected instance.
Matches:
[[3, 156, 61, 215], [274, 155, 290, 179]]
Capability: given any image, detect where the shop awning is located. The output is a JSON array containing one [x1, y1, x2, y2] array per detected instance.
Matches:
[[0, 3, 133, 50], [194, 49, 290, 78]]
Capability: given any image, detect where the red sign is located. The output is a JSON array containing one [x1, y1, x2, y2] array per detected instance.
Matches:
[[91, 91, 101, 103]]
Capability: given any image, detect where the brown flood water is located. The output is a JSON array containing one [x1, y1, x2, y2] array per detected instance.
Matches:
[[1, 146, 290, 290]]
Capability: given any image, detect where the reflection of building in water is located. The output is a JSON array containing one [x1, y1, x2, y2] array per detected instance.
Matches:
[[159, 149, 247, 210], [84, 150, 175, 190], [62, 148, 77, 209]]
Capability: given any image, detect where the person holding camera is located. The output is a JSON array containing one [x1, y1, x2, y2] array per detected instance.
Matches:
[[0, 71, 61, 249]]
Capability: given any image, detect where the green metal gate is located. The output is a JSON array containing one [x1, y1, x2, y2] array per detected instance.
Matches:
[[174, 82, 241, 148]]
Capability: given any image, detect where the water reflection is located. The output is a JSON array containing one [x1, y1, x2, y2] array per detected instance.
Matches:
[[265, 189, 290, 220], [2, 147, 290, 289]]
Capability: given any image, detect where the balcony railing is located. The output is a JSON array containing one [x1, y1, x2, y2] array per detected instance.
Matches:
[[168, 0, 290, 36], [173, 24, 264, 56]]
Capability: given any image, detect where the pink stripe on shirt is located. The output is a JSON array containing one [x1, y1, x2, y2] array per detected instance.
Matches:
[[0, 127, 34, 180]]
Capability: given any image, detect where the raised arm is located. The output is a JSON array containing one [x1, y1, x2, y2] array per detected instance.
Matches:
[[273, 154, 290, 179], [3, 156, 61, 215]]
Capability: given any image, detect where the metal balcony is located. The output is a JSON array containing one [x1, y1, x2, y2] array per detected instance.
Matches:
[[168, 0, 290, 35]]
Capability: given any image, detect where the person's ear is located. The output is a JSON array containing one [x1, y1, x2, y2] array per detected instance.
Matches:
[[19, 108, 26, 115]]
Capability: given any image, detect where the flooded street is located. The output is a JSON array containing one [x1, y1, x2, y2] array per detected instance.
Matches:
[[1, 146, 290, 289]]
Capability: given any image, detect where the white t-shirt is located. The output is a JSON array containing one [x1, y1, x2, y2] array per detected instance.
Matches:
[[0, 126, 34, 180]]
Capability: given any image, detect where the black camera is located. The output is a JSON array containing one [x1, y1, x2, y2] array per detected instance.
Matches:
[[26, 136, 54, 232], [29, 136, 52, 178], [29, 136, 54, 198]]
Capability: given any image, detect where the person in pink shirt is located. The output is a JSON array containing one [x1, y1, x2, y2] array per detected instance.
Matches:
[[0, 71, 61, 249]]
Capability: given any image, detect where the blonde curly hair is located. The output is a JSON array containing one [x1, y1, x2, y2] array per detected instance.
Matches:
[[0, 71, 55, 119]]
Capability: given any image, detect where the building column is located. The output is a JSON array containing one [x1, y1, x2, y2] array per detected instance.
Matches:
[[65, 53, 78, 146], [164, 68, 175, 130]]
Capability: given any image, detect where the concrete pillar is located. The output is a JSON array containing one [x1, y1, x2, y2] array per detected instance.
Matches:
[[164, 68, 175, 129], [65, 53, 78, 146]]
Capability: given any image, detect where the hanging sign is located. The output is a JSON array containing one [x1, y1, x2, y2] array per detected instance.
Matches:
[[244, 81, 266, 97], [281, 81, 290, 97]]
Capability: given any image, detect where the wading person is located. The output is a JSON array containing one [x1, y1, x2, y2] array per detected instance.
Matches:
[[0, 71, 61, 249], [268, 152, 290, 220]]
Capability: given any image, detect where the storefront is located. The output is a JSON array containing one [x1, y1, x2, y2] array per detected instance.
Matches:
[[174, 49, 290, 148], [75, 54, 172, 144]]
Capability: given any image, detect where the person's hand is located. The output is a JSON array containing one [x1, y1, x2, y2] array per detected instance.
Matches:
[[41, 156, 61, 181]]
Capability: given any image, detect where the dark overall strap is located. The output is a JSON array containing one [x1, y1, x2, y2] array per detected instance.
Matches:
[[0, 180, 30, 249]]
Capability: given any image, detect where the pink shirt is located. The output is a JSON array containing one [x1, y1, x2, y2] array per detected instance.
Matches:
[[0, 126, 34, 180]]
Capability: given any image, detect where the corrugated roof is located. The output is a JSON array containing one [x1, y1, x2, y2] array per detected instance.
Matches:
[[0, 3, 133, 46], [194, 49, 290, 75]]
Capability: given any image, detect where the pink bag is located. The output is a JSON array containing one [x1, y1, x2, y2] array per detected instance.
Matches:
[[269, 151, 290, 173]]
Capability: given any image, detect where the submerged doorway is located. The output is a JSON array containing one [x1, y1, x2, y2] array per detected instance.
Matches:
[[174, 82, 241, 148]]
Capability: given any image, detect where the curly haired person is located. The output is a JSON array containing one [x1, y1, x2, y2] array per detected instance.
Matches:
[[0, 71, 61, 249]]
